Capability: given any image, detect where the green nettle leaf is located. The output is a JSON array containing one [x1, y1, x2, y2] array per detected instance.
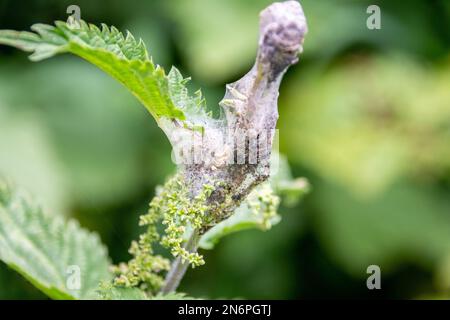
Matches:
[[271, 155, 310, 207], [0, 182, 111, 299], [0, 20, 209, 127], [97, 283, 195, 300], [97, 284, 149, 300]]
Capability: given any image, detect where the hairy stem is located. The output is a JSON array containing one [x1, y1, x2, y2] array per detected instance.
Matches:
[[161, 230, 200, 294]]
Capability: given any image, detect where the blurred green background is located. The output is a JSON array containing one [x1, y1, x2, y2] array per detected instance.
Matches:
[[0, 0, 449, 299]]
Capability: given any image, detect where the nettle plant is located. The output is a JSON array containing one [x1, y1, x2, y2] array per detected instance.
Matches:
[[0, 1, 308, 299]]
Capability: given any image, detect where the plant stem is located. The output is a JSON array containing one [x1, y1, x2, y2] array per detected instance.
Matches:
[[159, 0, 307, 295], [160, 230, 200, 294]]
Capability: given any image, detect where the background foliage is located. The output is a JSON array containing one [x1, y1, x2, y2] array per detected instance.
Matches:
[[0, 0, 449, 299]]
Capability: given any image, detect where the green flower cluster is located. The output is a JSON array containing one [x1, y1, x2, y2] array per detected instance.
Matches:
[[112, 174, 217, 292], [153, 176, 215, 267], [248, 183, 280, 230], [111, 202, 170, 291]]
